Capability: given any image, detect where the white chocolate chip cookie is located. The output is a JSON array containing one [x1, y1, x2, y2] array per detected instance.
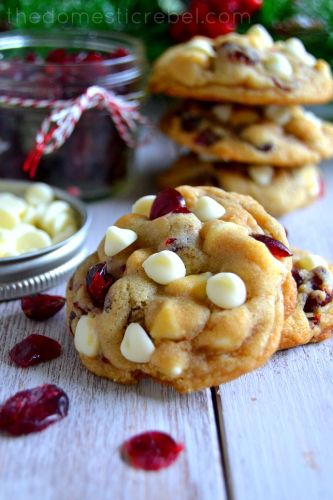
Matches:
[[67, 186, 296, 393], [149, 26, 333, 105]]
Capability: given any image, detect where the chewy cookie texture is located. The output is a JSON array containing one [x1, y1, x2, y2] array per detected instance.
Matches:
[[67, 186, 296, 393]]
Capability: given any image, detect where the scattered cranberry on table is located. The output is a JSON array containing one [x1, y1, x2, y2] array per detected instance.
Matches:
[[9, 334, 62, 368], [120, 431, 184, 471], [21, 294, 66, 321], [0, 384, 69, 436]]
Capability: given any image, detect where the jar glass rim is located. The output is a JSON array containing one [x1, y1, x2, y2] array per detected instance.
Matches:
[[0, 29, 146, 67]]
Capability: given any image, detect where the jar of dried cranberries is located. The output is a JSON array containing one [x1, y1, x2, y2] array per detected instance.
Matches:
[[0, 31, 147, 199]]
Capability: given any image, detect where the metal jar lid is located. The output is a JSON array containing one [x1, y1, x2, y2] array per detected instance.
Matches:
[[0, 180, 90, 301]]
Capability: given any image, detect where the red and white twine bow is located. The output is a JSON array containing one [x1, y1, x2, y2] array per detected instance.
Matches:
[[0, 86, 147, 178]]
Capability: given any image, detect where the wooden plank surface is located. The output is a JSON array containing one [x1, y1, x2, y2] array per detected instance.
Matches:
[[217, 161, 333, 500], [0, 198, 226, 500]]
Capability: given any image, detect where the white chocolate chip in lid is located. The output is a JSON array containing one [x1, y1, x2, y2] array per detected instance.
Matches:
[[248, 24, 274, 47], [297, 254, 327, 271], [143, 250, 186, 285], [0, 207, 20, 229], [264, 53, 293, 80], [248, 165, 274, 186], [0, 193, 27, 217], [25, 182, 54, 206], [284, 38, 316, 66], [0, 229, 17, 257], [185, 37, 215, 58], [132, 195, 156, 217], [14, 224, 52, 253], [206, 272, 247, 309], [104, 225, 138, 257], [74, 315, 100, 357], [192, 196, 226, 222], [212, 104, 233, 123], [120, 323, 155, 363], [264, 105, 292, 125]]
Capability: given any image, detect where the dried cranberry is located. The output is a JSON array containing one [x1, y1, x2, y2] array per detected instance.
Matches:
[[304, 292, 333, 314], [150, 188, 187, 220], [256, 143, 273, 152], [21, 294, 66, 321], [9, 334, 61, 368], [164, 237, 185, 252], [251, 234, 293, 258], [292, 268, 303, 287], [0, 384, 69, 436], [181, 114, 202, 132], [46, 48, 68, 64], [217, 42, 260, 65], [194, 128, 220, 146], [109, 47, 129, 59], [86, 262, 114, 307], [83, 52, 104, 63], [172, 207, 191, 214], [120, 431, 184, 471]]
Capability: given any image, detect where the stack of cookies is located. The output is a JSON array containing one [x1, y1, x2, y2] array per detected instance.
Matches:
[[67, 186, 333, 393], [149, 25, 333, 217]]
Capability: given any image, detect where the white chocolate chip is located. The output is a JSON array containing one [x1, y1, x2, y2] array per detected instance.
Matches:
[[185, 37, 215, 57], [303, 110, 322, 128], [14, 224, 52, 253], [0, 229, 16, 257], [212, 104, 233, 123], [39, 200, 71, 232], [49, 211, 76, 237], [132, 195, 156, 217], [248, 24, 274, 47], [206, 272, 247, 309], [52, 224, 77, 244], [0, 193, 27, 216], [192, 196, 226, 222], [120, 323, 155, 363], [25, 182, 54, 206], [0, 207, 20, 229], [104, 225, 137, 257], [143, 250, 186, 285], [74, 315, 99, 357], [264, 105, 292, 125], [264, 53, 293, 80], [248, 166, 274, 186], [284, 38, 316, 66], [297, 254, 327, 271]]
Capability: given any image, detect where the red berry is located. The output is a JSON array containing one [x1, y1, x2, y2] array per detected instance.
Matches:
[[120, 431, 184, 471], [83, 51, 104, 63], [0, 384, 69, 436], [9, 334, 61, 368], [86, 263, 114, 307], [150, 188, 187, 220], [21, 294, 66, 321], [25, 52, 37, 63], [251, 234, 293, 258], [46, 48, 68, 64], [109, 48, 129, 59], [194, 128, 220, 146]]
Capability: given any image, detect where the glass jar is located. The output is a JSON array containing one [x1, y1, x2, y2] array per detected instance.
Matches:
[[0, 30, 147, 200]]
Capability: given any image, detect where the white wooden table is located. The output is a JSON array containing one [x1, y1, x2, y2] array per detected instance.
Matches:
[[0, 110, 332, 500]]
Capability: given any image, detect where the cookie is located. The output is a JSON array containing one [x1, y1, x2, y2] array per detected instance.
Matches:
[[149, 25, 333, 105], [67, 186, 296, 393], [161, 101, 333, 167], [158, 155, 322, 217], [280, 249, 333, 350]]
